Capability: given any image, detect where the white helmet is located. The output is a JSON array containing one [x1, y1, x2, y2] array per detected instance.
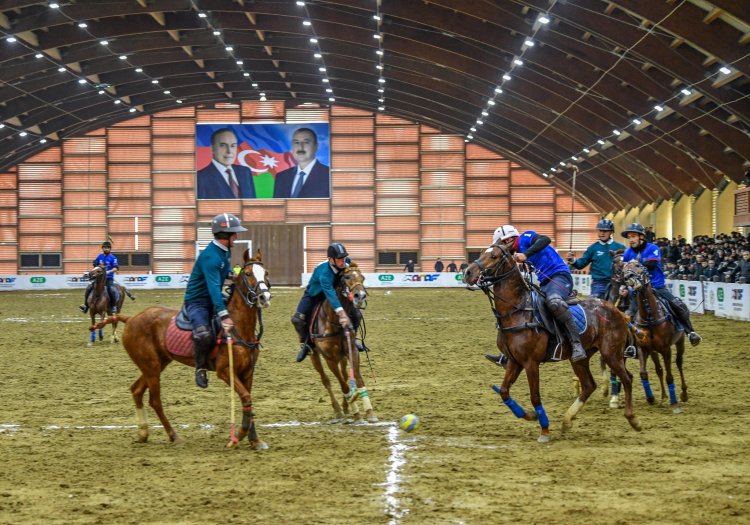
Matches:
[[493, 225, 520, 244]]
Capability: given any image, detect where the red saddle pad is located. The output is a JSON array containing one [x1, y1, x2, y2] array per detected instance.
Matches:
[[165, 317, 220, 359]]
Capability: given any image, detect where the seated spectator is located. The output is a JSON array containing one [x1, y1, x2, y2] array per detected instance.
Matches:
[[703, 259, 720, 280], [731, 250, 750, 283]]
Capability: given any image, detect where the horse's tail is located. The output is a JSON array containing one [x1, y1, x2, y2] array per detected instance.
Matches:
[[115, 314, 131, 323], [91, 314, 130, 330]]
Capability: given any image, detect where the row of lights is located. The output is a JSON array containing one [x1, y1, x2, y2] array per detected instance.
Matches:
[[297, 2, 334, 104], [464, 13, 550, 143], [373, 6, 385, 111]]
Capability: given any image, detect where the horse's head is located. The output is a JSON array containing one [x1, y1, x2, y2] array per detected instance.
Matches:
[[236, 249, 271, 309], [622, 260, 650, 292], [463, 243, 517, 287], [340, 264, 367, 309], [610, 249, 625, 282], [84, 265, 106, 282]]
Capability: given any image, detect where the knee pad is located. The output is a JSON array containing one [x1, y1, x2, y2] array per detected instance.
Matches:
[[291, 312, 306, 330], [546, 296, 568, 317], [192, 325, 214, 350]]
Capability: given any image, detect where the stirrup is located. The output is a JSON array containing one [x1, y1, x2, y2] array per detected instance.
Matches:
[[687, 332, 702, 347], [570, 343, 587, 362], [624, 345, 637, 359], [79, 304, 88, 313], [484, 353, 508, 369], [296, 343, 311, 363]]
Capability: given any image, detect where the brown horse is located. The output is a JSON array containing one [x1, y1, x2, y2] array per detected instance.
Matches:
[[464, 243, 640, 442], [621, 260, 688, 413], [308, 264, 376, 422], [115, 249, 271, 447], [84, 265, 126, 346]]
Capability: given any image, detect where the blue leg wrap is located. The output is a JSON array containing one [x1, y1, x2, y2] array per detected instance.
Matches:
[[641, 378, 654, 399], [503, 397, 527, 419], [668, 383, 677, 405], [534, 404, 550, 429], [90, 330, 95, 342], [611, 377, 621, 396]]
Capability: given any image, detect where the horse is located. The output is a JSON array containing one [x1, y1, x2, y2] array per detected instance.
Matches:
[[113, 249, 271, 447], [308, 264, 377, 423], [84, 265, 127, 346], [463, 243, 640, 442], [621, 260, 688, 413]]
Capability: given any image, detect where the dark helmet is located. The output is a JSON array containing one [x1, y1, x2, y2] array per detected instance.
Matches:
[[621, 223, 646, 238], [211, 213, 247, 235], [327, 242, 348, 259], [101, 241, 112, 248], [596, 219, 615, 231]]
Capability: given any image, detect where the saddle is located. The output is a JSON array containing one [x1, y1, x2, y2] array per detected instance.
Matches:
[[175, 304, 223, 333], [531, 291, 588, 362]]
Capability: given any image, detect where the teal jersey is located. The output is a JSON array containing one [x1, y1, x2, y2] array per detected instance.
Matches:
[[571, 239, 626, 280], [184, 241, 231, 314]]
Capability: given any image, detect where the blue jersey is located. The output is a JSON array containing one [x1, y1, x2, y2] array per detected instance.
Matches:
[[94, 253, 118, 282], [184, 241, 232, 315], [516, 231, 570, 284], [623, 242, 665, 289], [306, 257, 351, 311]]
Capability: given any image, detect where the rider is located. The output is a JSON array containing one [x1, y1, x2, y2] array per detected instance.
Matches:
[[566, 219, 625, 300], [79, 241, 119, 314], [184, 213, 246, 389], [485, 225, 587, 366], [292, 242, 363, 363], [621, 223, 702, 346]]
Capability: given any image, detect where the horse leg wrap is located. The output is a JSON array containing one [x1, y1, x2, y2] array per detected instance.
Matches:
[[641, 378, 654, 400], [503, 397, 527, 419], [534, 404, 550, 429], [360, 390, 373, 412], [241, 404, 255, 432], [610, 375, 622, 396], [667, 383, 678, 405]]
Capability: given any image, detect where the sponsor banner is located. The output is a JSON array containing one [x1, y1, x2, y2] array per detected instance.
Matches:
[[712, 282, 750, 320], [0, 274, 191, 291], [302, 272, 467, 288], [571, 274, 591, 296], [703, 281, 716, 311]]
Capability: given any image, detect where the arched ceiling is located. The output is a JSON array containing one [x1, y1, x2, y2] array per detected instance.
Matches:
[[1, 0, 749, 212]]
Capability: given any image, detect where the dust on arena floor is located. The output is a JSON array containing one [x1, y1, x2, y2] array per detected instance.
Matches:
[[1, 287, 748, 524]]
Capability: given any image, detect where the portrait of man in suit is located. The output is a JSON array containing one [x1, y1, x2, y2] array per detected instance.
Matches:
[[197, 127, 256, 200], [272, 127, 331, 199]]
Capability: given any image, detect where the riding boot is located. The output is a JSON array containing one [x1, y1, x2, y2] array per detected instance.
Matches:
[[673, 299, 701, 346], [194, 347, 209, 389], [80, 285, 92, 313], [79, 304, 88, 313], [562, 314, 587, 362], [484, 353, 508, 368], [292, 312, 311, 362]]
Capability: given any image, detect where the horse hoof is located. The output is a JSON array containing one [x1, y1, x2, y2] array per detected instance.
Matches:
[[537, 433, 551, 444], [627, 416, 642, 432], [680, 392, 688, 403], [86, 342, 93, 347], [646, 397, 655, 405], [561, 419, 572, 433], [136, 435, 148, 443], [367, 416, 379, 423], [671, 405, 683, 414], [250, 441, 269, 451], [609, 395, 621, 409], [226, 439, 239, 449]]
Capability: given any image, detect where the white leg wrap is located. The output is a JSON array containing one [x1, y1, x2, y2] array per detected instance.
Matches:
[[361, 391, 373, 412]]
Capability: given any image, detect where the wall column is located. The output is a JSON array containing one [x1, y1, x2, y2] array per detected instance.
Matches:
[[654, 199, 673, 239], [692, 190, 713, 237], [672, 195, 692, 240]]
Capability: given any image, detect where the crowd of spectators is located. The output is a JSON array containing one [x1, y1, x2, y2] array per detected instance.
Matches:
[[654, 231, 750, 283]]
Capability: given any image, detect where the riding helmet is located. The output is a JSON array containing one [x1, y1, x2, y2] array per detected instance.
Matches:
[[596, 219, 615, 231], [492, 225, 520, 244], [327, 242, 348, 259], [211, 213, 247, 235], [621, 223, 646, 238], [101, 241, 112, 248]]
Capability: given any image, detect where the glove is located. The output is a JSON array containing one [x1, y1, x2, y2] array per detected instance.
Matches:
[[336, 310, 352, 329], [566, 251, 575, 263], [221, 317, 234, 333]]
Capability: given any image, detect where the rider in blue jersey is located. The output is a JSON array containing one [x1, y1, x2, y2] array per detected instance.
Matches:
[[621, 223, 701, 346], [485, 225, 587, 365], [184, 213, 246, 388], [79, 241, 120, 314], [566, 219, 626, 299], [291, 242, 363, 362]]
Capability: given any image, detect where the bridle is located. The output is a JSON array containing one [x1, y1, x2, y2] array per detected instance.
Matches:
[[472, 243, 524, 288], [340, 267, 367, 308], [236, 260, 271, 308]]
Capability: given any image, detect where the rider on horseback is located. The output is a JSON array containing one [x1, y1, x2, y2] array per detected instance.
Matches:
[[485, 225, 587, 365], [292, 242, 364, 363], [184, 213, 246, 389], [566, 219, 625, 300], [79, 241, 119, 314], [622, 223, 702, 346]]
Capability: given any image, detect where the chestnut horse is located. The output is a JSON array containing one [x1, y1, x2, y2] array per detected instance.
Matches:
[[84, 265, 127, 346], [464, 243, 640, 442], [621, 260, 688, 413], [308, 264, 376, 422], [115, 249, 271, 447]]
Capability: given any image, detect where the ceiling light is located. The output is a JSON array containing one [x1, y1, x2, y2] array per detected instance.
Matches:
[[378, 78, 385, 83], [35, 53, 43, 58], [503, 74, 511, 81], [135, 68, 143, 72], [495, 87, 503, 94], [373, 15, 381, 21], [322, 78, 329, 83], [612, 129, 621, 135], [632, 118, 642, 125], [559, 161, 566, 166], [524, 40, 534, 47], [77, 22, 87, 28], [260, 92, 266, 97], [163, 90, 171, 94], [467, 134, 473, 139], [376, 50, 383, 56], [49, 2, 60, 7], [379, 98, 384, 102], [151, 79, 159, 84], [571, 155, 577, 160], [539, 15, 550, 24], [129, 108, 136, 113], [513, 59, 524, 66], [260, 96, 267, 101], [476, 119, 484, 125], [303, 20, 312, 26], [296, 1, 305, 5], [378, 106, 385, 111], [542, 172, 548, 178], [470, 127, 476, 132], [236, 60, 243, 65], [481, 111, 489, 116], [99, 40, 108, 45], [176, 99, 183, 104], [583, 148, 590, 153], [319, 67, 326, 72], [119, 55, 127, 60], [19, 132, 28, 137], [98, 90, 105, 94], [213, 30, 221, 36], [597, 139, 605, 145], [719, 66, 731, 75], [314, 53, 322, 58], [40, 138, 47, 143], [654, 104, 664, 112], [373, 34, 381, 40], [310, 38, 318, 43], [252, 83, 258, 87], [488, 100, 496, 105], [326, 88, 333, 93], [329, 97, 335, 102], [376, 65, 383, 70], [0, 124, 5, 128], [225, 46, 233, 52], [243, 72, 250, 77], [198, 12, 207, 18], [78, 79, 86, 84], [114, 100, 122, 104], [681, 88, 692, 96], [58, 67, 65, 72]]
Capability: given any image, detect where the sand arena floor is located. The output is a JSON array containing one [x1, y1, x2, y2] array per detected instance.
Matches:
[[1, 287, 749, 524]]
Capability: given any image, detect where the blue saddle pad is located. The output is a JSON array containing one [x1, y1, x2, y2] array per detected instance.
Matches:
[[532, 291, 588, 335]]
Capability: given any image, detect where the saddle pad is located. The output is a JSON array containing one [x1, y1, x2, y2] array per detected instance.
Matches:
[[532, 292, 587, 335], [165, 317, 219, 359]]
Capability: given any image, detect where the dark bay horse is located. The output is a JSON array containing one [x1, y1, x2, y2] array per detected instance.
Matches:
[[621, 260, 688, 413], [308, 264, 376, 422], [464, 243, 640, 442], [115, 249, 271, 447], [84, 265, 126, 346]]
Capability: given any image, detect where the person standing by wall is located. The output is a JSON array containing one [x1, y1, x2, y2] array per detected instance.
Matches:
[[434, 258, 444, 272]]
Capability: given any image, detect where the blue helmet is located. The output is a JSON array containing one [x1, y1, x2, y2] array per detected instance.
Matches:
[[596, 219, 614, 231], [327, 242, 348, 259], [621, 223, 645, 238], [211, 213, 246, 235]]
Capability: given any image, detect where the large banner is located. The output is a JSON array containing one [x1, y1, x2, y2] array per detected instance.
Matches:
[[668, 280, 705, 315], [196, 123, 330, 200], [710, 282, 750, 320], [302, 272, 467, 288], [0, 274, 190, 291]]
